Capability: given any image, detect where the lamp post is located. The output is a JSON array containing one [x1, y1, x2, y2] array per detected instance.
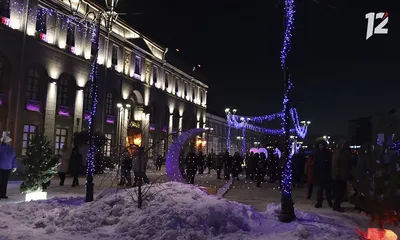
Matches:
[[83, 0, 121, 202]]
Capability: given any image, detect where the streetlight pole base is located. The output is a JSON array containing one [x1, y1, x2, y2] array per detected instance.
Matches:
[[85, 175, 94, 202], [278, 194, 295, 223]]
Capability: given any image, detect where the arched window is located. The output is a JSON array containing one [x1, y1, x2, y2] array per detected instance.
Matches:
[[26, 69, 40, 100], [161, 108, 169, 127], [165, 73, 169, 89], [149, 104, 156, 124], [57, 76, 69, 106], [152, 67, 158, 85], [84, 84, 92, 111], [105, 92, 113, 115], [175, 78, 179, 93]]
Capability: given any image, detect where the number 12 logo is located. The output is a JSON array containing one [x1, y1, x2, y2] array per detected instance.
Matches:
[[365, 12, 388, 40]]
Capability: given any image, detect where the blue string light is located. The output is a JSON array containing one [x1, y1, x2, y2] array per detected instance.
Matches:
[[280, 0, 295, 197], [86, 23, 99, 177]]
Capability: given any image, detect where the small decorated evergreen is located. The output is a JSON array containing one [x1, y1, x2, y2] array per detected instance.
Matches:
[[353, 142, 400, 228], [20, 133, 59, 194]]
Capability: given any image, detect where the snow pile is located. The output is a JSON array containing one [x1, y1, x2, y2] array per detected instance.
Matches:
[[0, 182, 373, 240]]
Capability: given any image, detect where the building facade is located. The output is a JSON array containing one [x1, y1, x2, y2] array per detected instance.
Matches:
[[0, 0, 208, 157], [205, 113, 265, 155]]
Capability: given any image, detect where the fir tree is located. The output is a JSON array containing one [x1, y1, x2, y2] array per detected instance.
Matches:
[[353, 143, 400, 228], [20, 133, 59, 194]]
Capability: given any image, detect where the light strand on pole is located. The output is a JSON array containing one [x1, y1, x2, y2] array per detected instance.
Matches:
[[86, 22, 99, 177], [280, 0, 296, 197]]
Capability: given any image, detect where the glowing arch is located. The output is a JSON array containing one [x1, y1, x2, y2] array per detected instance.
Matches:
[[166, 128, 206, 182]]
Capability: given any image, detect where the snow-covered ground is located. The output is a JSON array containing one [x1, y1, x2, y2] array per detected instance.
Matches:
[[0, 181, 387, 240]]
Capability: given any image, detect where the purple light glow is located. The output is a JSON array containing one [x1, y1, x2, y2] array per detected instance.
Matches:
[[58, 106, 70, 117], [166, 128, 206, 182], [26, 100, 40, 112], [150, 124, 156, 131], [84, 111, 90, 120], [162, 126, 167, 133], [106, 115, 114, 124], [0, 94, 3, 105]]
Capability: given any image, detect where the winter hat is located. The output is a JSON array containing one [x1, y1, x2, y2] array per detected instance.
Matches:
[[1, 135, 12, 143]]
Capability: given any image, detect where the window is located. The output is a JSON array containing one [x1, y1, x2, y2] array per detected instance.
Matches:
[[111, 45, 118, 66], [0, 0, 10, 18], [184, 82, 187, 97], [105, 92, 113, 115], [134, 56, 141, 75], [91, 41, 97, 56], [104, 133, 112, 157], [22, 125, 36, 155], [84, 84, 92, 111], [150, 105, 156, 124], [35, 7, 47, 34], [57, 76, 68, 106], [55, 128, 67, 153], [175, 78, 179, 93], [165, 73, 169, 89], [192, 86, 195, 100], [200, 90, 203, 103], [148, 138, 153, 158], [26, 69, 40, 100], [161, 108, 169, 127], [152, 66, 158, 85], [66, 23, 75, 47]]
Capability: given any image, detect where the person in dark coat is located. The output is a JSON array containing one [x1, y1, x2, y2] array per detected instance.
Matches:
[[305, 154, 314, 199], [216, 153, 223, 179], [206, 153, 213, 174], [119, 149, 132, 186], [70, 146, 82, 187], [0, 136, 17, 199], [256, 152, 267, 187], [223, 151, 232, 180], [155, 155, 163, 171], [197, 151, 204, 174], [313, 139, 333, 208], [268, 151, 279, 183], [185, 152, 198, 184], [331, 139, 352, 211], [293, 148, 307, 188], [233, 152, 243, 180], [245, 152, 254, 180]]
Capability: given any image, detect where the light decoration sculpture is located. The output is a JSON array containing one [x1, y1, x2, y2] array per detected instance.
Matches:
[[166, 128, 207, 182]]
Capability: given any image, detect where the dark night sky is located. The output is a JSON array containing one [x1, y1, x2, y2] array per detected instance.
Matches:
[[107, 0, 399, 135]]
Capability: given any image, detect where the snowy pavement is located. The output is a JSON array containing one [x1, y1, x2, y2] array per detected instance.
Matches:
[[0, 168, 228, 205]]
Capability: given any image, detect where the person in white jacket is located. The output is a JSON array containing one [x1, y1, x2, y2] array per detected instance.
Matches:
[[58, 144, 70, 186]]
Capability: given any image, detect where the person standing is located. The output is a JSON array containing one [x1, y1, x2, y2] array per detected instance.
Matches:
[[256, 152, 267, 187], [57, 143, 70, 186], [233, 152, 243, 180], [313, 139, 333, 208], [305, 154, 314, 199], [0, 136, 17, 199], [119, 149, 132, 186], [216, 153, 223, 179], [332, 139, 352, 212], [155, 155, 163, 171], [206, 153, 213, 174], [185, 152, 197, 184], [70, 146, 82, 187], [223, 151, 232, 180]]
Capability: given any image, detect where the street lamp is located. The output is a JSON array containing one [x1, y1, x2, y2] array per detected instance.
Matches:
[[225, 108, 230, 113]]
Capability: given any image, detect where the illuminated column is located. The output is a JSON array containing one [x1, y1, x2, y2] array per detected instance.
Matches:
[[167, 114, 173, 151], [141, 113, 150, 150], [44, 82, 57, 143], [73, 89, 84, 132], [121, 108, 129, 147], [178, 116, 183, 135]]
